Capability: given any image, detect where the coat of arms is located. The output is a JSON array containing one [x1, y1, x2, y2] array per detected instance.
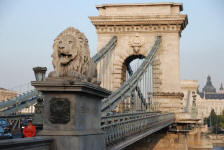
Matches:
[[128, 34, 144, 53]]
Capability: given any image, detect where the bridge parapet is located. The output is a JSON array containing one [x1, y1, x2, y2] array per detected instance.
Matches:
[[102, 112, 174, 149], [0, 137, 53, 150]]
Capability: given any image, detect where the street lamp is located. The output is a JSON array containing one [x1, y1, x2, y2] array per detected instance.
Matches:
[[32, 67, 46, 127], [33, 67, 47, 81]]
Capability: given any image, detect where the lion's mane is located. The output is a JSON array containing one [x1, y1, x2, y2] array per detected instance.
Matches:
[[48, 27, 96, 82]]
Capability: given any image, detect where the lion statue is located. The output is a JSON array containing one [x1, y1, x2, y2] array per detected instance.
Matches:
[[48, 27, 99, 84]]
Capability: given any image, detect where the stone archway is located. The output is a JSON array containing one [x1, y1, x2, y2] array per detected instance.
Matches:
[[112, 48, 148, 90], [90, 3, 187, 113], [119, 54, 147, 112], [90, 3, 187, 94]]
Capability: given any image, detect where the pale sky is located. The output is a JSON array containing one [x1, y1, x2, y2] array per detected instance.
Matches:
[[0, 0, 223, 92]]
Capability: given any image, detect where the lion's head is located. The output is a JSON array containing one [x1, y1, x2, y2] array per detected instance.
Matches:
[[50, 27, 91, 77]]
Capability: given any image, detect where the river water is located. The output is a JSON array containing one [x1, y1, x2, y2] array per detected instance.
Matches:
[[213, 147, 224, 150]]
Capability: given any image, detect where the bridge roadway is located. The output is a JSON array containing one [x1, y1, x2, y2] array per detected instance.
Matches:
[[0, 112, 174, 150]]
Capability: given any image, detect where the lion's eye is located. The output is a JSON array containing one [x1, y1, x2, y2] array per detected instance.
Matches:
[[79, 38, 83, 43], [68, 41, 72, 44], [59, 41, 62, 44]]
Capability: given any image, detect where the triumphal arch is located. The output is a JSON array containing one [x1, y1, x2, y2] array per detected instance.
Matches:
[[90, 3, 188, 112]]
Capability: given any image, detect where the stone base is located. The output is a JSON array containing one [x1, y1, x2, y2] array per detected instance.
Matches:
[[37, 124, 106, 150], [32, 81, 110, 150], [38, 130, 106, 150], [49, 134, 105, 150]]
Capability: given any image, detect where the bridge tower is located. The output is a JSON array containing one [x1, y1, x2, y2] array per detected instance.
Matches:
[[90, 3, 188, 113]]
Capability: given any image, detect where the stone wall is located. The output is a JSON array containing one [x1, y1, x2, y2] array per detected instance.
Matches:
[[0, 137, 53, 150]]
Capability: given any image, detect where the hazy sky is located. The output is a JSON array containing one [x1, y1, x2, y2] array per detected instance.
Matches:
[[0, 0, 223, 92]]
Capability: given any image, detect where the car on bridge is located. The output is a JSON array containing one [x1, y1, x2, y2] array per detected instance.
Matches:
[[0, 126, 12, 139], [0, 118, 10, 133]]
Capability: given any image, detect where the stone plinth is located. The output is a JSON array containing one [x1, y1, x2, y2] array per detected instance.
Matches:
[[32, 80, 111, 150]]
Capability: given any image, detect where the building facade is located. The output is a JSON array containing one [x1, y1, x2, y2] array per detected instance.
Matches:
[[181, 76, 224, 121], [0, 87, 17, 101]]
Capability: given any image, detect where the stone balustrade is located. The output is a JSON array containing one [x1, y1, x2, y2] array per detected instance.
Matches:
[[101, 112, 174, 146]]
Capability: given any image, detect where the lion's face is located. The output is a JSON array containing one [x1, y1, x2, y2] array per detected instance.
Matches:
[[56, 35, 79, 66], [50, 27, 93, 78]]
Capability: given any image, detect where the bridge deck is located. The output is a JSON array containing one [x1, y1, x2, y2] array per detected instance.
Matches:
[[102, 112, 174, 150]]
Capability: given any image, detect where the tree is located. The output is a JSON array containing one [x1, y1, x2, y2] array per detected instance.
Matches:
[[206, 109, 224, 133]]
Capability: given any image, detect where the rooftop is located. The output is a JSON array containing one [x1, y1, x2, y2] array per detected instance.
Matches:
[[95, 2, 184, 17], [202, 76, 216, 94], [96, 2, 183, 11]]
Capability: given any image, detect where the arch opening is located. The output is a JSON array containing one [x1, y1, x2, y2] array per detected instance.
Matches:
[[118, 54, 153, 112]]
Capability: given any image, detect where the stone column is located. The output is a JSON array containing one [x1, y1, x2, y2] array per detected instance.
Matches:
[[32, 80, 110, 150]]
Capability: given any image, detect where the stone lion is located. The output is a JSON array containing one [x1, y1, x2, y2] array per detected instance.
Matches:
[[48, 27, 99, 84]]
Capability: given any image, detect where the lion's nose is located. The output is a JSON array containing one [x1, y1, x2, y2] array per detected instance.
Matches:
[[59, 46, 65, 50]]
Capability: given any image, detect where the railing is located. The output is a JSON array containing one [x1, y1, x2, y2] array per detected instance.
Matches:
[[101, 36, 161, 115], [0, 90, 38, 116], [1, 95, 37, 116], [0, 114, 33, 130], [0, 90, 38, 111], [101, 111, 174, 146]]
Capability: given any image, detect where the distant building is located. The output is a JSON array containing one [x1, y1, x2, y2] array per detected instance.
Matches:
[[198, 76, 224, 99], [220, 83, 224, 94], [181, 76, 224, 121], [202, 75, 216, 94], [0, 87, 17, 101]]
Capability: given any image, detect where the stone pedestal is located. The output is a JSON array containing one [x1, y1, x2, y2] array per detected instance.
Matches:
[[32, 80, 111, 150]]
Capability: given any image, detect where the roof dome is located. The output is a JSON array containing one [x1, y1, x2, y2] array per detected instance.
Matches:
[[220, 83, 224, 90], [202, 75, 216, 93]]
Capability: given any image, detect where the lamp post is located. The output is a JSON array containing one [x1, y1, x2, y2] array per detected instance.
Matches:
[[32, 67, 46, 127], [32, 67, 47, 81]]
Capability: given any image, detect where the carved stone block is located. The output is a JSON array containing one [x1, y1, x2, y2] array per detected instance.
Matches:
[[49, 98, 70, 124]]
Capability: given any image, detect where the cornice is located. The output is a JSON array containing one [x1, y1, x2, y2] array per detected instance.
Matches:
[[93, 24, 183, 34], [96, 3, 183, 11], [89, 15, 188, 32], [89, 15, 187, 20]]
